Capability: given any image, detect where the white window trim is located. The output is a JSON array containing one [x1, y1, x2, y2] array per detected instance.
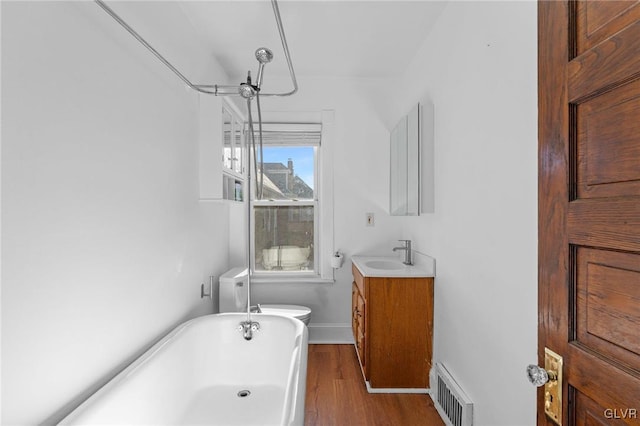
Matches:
[[249, 110, 335, 283]]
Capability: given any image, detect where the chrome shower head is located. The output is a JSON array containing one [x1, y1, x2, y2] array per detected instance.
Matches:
[[254, 48, 273, 90], [240, 83, 257, 99], [255, 47, 274, 64]]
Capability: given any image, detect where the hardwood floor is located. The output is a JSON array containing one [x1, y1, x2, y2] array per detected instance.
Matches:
[[304, 345, 444, 426]]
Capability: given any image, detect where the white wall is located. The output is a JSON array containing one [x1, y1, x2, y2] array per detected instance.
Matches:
[[1, 2, 231, 423], [393, 2, 538, 425]]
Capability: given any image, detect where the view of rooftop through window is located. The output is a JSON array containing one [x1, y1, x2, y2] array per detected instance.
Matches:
[[258, 146, 314, 200]]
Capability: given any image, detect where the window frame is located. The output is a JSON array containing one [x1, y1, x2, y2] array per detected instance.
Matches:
[[247, 112, 334, 282]]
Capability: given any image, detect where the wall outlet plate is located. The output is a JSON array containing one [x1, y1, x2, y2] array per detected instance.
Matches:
[[366, 212, 375, 226]]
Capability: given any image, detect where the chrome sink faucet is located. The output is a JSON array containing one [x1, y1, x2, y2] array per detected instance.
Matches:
[[393, 239, 413, 265]]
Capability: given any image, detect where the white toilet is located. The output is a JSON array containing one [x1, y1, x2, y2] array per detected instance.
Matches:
[[218, 267, 311, 326]]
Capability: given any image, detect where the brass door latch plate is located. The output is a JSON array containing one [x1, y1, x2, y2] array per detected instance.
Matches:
[[544, 347, 563, 425]]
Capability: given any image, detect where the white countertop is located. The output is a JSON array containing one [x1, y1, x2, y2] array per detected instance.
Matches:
[[351, 255, 435, 278]]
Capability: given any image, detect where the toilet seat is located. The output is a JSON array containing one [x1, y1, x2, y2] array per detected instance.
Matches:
[[258, 304, 311, 325], [218, 268, 312, 326]]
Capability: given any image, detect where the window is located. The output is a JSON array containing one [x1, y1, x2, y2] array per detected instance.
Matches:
[[248, 117, 333, 281], [251, 125, 319, 275]]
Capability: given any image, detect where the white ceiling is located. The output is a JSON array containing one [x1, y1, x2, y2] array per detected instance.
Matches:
[[179, 1, 447, 84]]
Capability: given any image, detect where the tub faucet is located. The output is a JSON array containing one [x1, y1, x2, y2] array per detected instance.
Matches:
[[392, 239, 413, 265], [239, 320, 260, 340]]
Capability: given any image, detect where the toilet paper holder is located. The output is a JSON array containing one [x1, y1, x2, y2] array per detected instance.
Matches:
[[201, 276, 214, 299], [331, 251, 344, 269]]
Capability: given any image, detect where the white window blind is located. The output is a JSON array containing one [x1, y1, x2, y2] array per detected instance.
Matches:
[[246, 123, 322, 146]]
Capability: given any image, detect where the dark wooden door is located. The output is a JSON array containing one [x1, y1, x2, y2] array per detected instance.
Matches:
[[539, 1, 640, 425]]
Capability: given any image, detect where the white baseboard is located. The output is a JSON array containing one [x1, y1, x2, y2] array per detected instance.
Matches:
[[365, 382, 430, 394], [308, 323, 353, 344]]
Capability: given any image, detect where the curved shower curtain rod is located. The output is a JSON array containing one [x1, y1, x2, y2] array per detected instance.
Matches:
[[94, 0, 298, 97]]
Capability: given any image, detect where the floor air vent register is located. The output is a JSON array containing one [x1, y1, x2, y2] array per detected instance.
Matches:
[[431, 363, 473, 426]]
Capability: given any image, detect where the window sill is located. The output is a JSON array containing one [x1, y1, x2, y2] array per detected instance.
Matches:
[[250, 274, 335, 284]]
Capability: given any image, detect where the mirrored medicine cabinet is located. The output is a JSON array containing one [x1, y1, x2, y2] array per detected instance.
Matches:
[[389, 102, 434, 216]]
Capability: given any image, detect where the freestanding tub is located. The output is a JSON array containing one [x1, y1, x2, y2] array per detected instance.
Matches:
[[262, 246, 311, 270], [59, 313, 309, 425]]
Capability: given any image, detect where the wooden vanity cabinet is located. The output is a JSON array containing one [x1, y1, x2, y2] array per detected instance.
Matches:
[[351, 263, 434, 390]]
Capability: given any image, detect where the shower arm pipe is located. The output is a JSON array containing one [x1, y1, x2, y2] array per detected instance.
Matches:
[[94, 0, 222, 95], [267, 0, 299, 96], [94, 0, 297, 97]]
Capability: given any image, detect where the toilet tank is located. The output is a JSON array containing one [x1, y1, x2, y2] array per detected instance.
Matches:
[[218, 267, 249, 313]]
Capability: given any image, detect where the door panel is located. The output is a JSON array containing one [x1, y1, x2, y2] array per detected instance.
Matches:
[[568, 21, 640, 102], [574, 1, 640, 56], [575, 79, 640, 198], [567, 346, 640, 422], [575, 247, 640, 371], [539, 1, 640, 425], [574, 390, 630, 426]]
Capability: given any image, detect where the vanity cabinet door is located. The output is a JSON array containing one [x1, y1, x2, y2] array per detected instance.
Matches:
[[351, 283, 358, 341], [352, 281, 367, 378], [356, 290, 366, 377]]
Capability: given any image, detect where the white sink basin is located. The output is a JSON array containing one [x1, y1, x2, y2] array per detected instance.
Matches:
[[352, 255, 434, 278], [364, 260, 405, 270]]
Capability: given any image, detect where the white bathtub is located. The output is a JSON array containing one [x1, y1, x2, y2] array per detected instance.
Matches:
[[262, 245, 311, 270], [59, 313, 309, 425]]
